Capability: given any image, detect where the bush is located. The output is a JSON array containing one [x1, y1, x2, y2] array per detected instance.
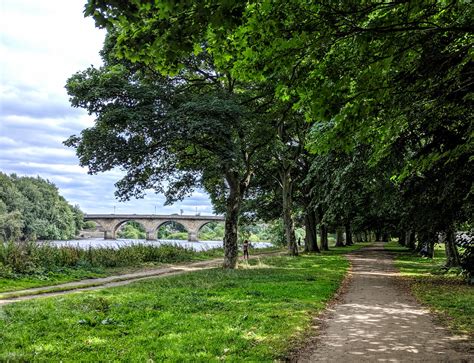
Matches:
[[456, 231, 474, 283], [166, 232, 188, 240], [0, 241, 202, 276]]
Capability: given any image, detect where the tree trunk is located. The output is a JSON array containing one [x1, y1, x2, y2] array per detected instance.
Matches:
[[335, 227, 345, 247], [223, 174, 241, 269], [382, 232, 389, 242], [417, 230, 435, 258], [415, 237, 424, 252], [426, 231, 436, 258], [406, 230, 416, 250], [399, 231, 406, 246], [370, 231, 376, 242], [345, 223, 353, 246], [320, 224, 329, 251], [375, 230, 382, 242], [281, 167, 298, 256], [445, 229, 461, 267], [304, 210, 320, 253]]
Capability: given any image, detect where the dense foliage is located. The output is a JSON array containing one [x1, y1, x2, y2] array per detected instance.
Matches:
[[0, 173, 83, 241], [67, 1, 473, 271]]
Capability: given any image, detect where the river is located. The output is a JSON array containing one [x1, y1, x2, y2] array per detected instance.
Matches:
[[46, 239, 274, 252]]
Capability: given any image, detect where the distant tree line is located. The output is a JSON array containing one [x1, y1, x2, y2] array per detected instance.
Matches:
[[0, 173, 83, 242]]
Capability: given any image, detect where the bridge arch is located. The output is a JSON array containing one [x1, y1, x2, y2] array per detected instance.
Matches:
[[113, 220, 148, 239], [197, 220, 225, 241], [154, 219, 206, 242], [155, 221, 189, 241]]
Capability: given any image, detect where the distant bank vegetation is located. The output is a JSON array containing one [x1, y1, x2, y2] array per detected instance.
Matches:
[[0, 173, 83, 242]]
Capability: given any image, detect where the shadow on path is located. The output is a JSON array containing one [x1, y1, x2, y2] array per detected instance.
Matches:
[[299, 243, 472, 362]]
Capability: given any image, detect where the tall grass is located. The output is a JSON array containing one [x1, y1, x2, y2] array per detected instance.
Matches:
[[0, 241, 220, 278]]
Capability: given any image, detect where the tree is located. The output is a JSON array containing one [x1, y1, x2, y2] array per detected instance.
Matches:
[[81, 1, 472, 265], [0, 173, 82, 241], [65, 38, 275, 268], [0, 211, 23, 243]]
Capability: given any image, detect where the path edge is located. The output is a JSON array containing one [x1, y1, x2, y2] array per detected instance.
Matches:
[[385, 245, 474, 351], [283, 249, 359, 362]]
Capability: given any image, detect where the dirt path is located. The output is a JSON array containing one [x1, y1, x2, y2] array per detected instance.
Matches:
[[299, 243, 472, 363], [0, 252, 279, 306]]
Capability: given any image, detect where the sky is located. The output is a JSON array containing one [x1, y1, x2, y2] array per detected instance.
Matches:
[[0, 0, 214, 215]]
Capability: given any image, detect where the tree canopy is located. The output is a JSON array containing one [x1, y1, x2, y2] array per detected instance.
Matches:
[[71, 1, 473, 269], [0, 173, 83, 241], [65, 32, 278, 268]]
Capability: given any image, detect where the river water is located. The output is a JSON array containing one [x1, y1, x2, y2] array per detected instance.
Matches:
[[46, 239, 274, 252]]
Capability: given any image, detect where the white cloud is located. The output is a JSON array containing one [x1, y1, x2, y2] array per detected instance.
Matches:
[[14, 161, 87, 174], [0, 136, 18, 146], [0, 0, 215, 216]]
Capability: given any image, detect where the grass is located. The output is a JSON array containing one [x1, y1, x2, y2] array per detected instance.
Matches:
[[0, 268, 109, 293], [0, 244, 366, 361], [385, 241, 474, 337]]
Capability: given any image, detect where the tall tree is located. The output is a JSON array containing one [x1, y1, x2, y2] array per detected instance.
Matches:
[[81, 1, 472, 262], [65, 40, 274, 268]]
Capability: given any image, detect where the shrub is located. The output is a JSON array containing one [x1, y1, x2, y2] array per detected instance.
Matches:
[[0, 241, 204, 276], [457, 231, 474, 283]]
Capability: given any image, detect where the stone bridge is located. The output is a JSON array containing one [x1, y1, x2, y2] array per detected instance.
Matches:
[[84, 214, 225, 242]]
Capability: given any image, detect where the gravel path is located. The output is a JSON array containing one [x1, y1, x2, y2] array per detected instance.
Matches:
[[300, 243, 472, 363]]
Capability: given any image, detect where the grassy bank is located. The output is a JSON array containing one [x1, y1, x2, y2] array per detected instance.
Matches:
[[0, 242, 226, 293], [385, 241, 473, 337], [0, 245, 366, 361]]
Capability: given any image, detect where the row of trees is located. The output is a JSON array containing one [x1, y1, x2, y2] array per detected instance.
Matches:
[[0, 173, 83, 241], [66, 1, 472, 269]]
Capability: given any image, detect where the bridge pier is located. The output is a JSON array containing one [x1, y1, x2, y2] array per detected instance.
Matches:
[[146, 230, 157, 241], [104, 230, 116, 240], [188, 231, 198, 242]]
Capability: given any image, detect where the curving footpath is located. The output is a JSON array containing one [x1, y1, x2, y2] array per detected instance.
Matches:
[[299, 243, 472, 362]]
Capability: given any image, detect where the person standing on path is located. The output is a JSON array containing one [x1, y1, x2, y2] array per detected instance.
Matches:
[[243, 239, 250, 260]]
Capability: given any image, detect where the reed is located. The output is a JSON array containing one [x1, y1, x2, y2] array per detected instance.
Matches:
[[0, 241, 222, 277]]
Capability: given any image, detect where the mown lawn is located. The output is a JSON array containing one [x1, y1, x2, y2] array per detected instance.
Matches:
[[0, 245, 365, 361], [385, 241, 473, 337]]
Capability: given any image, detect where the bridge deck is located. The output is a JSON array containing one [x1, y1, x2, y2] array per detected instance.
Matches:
[[84, 214, 224, 220]]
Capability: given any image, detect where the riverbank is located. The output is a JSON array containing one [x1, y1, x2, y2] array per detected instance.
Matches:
[[1, 241, 273, 293]]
